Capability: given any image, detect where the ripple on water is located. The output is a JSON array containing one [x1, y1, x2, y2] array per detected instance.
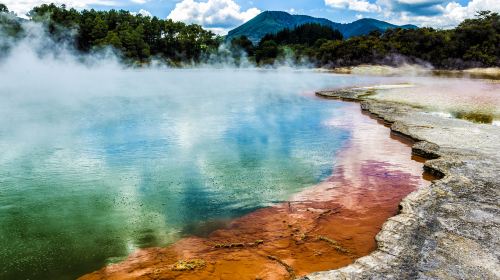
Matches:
[[79, 102, 433, 280]]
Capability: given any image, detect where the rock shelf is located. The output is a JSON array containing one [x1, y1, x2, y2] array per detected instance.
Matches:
[[307, 89, 500, 280]]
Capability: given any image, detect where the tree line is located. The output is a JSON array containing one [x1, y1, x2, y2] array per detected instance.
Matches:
[[0, 2, 498, 69], [1, 3, 221, 65], [233, 11, 499, 69]]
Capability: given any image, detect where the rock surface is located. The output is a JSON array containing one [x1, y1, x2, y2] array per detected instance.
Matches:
[[306, 89, 500, 280]]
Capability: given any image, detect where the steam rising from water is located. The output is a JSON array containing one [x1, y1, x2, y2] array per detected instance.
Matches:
[[0, 21, 396, 280], [1, 18, 499, 280]]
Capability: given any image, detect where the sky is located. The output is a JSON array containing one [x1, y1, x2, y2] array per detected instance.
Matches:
[[2, 0, 499, 34]]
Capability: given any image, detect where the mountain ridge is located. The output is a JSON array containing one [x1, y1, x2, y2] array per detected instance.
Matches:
[[227, 11, 418, 43]]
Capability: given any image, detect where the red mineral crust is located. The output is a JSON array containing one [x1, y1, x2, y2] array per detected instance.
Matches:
[[80, 102, 432, 280]]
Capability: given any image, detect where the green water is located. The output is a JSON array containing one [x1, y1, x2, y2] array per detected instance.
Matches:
[[0, 69, 384, 279]]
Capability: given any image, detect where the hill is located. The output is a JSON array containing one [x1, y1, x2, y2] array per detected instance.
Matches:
[[226, 11, 417, 43]]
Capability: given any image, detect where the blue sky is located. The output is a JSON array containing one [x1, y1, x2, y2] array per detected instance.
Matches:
[[3, 0, 499, 33]]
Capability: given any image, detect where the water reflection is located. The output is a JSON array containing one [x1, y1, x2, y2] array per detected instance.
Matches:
[[0, 70, 391, 279], [79, 102, 431, 280]]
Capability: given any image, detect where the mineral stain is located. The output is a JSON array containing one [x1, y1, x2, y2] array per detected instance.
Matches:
[[80, 102, 432, 280]]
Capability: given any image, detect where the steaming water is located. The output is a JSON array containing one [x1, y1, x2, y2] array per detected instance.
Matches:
[[0, 69, 393, 279]]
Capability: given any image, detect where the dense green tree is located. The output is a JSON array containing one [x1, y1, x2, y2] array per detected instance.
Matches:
[[0, 3, 22, 39], [255, 23, 343, 65], [0, 2, 498, 68], [260, 23, 343, 46], [230, 35, 254, 56], [255, 40, 280, 64], [452, 11, 499, 66], [252, 11, 499, 68], [0, 3, 8, 13], [24, 3, 220, 63]]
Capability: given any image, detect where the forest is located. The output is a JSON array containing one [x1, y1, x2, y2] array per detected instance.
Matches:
[[0, 3, 221, 65], [0, 3, 498, 68], [245, 11, 499, 68]]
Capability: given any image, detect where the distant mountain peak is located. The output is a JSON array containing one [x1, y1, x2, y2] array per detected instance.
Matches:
[[226, 11, 417, 43]]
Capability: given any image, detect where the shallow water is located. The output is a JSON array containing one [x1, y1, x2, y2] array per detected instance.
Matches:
[[80, 102, 432, 280], [0, 69, 402, 279]]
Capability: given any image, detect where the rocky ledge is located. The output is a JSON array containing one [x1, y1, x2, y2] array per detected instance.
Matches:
[[304, 89, 500, 279]]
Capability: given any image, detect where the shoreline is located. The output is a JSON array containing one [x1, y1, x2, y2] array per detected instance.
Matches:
[[325, 65, 500, 80], [79, 101, 431, 279], [307, 88, 500, 279]]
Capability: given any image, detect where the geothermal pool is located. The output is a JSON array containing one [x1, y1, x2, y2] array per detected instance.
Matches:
[[0, 66, 496, 279], [80, 100, 432, 280], [5, 68, 495, 279], [0, 69, 398, 279]]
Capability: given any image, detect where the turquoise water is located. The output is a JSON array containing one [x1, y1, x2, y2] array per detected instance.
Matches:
[[0, 69, 382, 279]]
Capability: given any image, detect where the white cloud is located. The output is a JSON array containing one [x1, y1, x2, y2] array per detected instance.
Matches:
[[383, 0, 500, 28], [130, 0, 148, 3], [131, 9, 152, 17], [167, 0, 261, 29], [205, 27, 230, 35], [392, 0, 442, 4], [324, 0, 498, 28], [325, 0, 381, 12], [1, 0, 118, 16]]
